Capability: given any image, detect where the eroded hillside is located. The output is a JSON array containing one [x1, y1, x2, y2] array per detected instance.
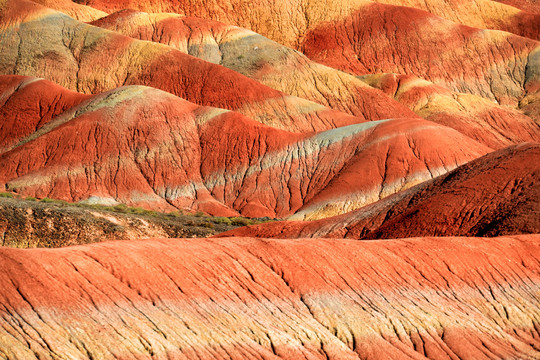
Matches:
[[222, 143, 540, 236], [0, 1, 538, 359], [1, 236, 539, 359]]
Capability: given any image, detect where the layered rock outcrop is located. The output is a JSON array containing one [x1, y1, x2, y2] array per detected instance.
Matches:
[[0, 76, 490, 217], [222, 143, 539, 235], [0, 235, 539, 359]]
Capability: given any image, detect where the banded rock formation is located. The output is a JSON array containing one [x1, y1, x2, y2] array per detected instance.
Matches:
[[360, 73, 540, 149], [301, 2, 540, 108], [89, 10, 419, 122], [370, 0, 540, 40], [0, 2, 538, 360], [0, 0, 371, 133], [58, 1, 540, 122], [221, 143, 540, 235], [0, 76, 490, 218], [0, 235, 539, 359], [29, 0, 107, 21], [494, 0, 540, 14], [72, 0, 540, 44]]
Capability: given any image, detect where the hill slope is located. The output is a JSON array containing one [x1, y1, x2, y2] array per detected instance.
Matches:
[[73, 0, 540, 44], [0, 0, 373, 133], [0, 76, 490, 218], [302, 2, 540, 110], [89, 10, 419, 122], [0, 235, 539, 359], [221, 143, 539, 236], [360, 73, 540, 149]]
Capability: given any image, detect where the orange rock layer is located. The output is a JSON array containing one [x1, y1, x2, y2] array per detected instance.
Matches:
[[0, 235, 539, 359], [222, 143, 540, 236], [0, 76, 490, 218]]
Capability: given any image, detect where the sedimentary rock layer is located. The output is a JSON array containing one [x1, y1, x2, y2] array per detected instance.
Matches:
[[222, 143, 539, 236], [370, 0, 540, 40], [89, 10, 419, 121], [0, 76, 489, 217], [0, 235, 539, 359], [0, 0, 370, 133], [0, 75, 91, 153], [360, 73, 540, 149], [494, 0, 540, 14]]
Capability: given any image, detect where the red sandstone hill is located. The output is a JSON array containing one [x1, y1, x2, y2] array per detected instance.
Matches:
[[301, 2, 540, 110], [88, 10, 419, 122], [221, 143, 540, 237], [14, 1, 537, 135], [0, 1, 538, 359], [494, 0, 540, 14], [88, 10, 540, 142], [71, 0, 540, 43], [7, 1, 537, 111], [0, 0, 417, 133], [0, 235, 539, 359], [360, 73, 540, 149], [370, 0, 540, 40], [0, 76, 92, 153], [0, 76, 490, 218]]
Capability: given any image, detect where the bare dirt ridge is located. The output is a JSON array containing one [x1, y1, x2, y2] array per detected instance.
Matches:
[[0, 235, 539, 359], [221, 142, 540, 238]]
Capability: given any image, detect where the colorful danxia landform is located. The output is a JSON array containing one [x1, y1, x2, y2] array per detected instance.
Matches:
[[0, 1, 538, 359]]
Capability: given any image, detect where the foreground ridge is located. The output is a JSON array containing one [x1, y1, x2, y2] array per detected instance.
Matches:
[[0, 235, 539, 359], [0, 235, 540, 359]]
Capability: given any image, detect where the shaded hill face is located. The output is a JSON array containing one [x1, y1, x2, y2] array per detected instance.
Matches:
[[1, 235, 539, 359], [0, 196, 258, 248], [222, 143, 539, 237], [199, 115, 489, 219], [89, 10, 419, 122], [360, 73, 540, 149], [0, 77, 490, 218]]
